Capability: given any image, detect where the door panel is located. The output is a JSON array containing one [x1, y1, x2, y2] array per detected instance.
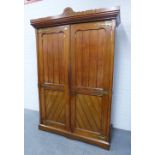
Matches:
[[42, 31, 65, 84], [38, 25, 70, 131], [71, 22, 111, 89], [71, 22, 113, 139], [45, 90, 66, 125], [75, 94, 102, 133]]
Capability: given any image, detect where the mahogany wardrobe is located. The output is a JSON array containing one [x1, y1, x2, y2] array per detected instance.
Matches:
[[31, 7, 120, 149]]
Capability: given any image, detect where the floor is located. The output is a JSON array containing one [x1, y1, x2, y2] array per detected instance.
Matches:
[[24, 109, 131, 155]]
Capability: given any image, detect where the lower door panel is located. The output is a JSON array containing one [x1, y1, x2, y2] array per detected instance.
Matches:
[[71, 91, 110, 142], [75, 94, 102, 134], [43, 89, 67, 130]]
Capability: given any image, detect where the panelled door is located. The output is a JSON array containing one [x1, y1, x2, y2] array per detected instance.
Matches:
[[38, 25, 70, 131], [70, 21, 114, 141]]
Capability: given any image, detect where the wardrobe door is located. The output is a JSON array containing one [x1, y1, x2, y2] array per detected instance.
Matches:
[[37, 25, 70, 131], [70, 21, 115, 141]]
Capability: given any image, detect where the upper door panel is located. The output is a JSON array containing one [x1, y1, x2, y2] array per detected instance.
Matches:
[[71, 22, 113, 90], [42, 32, 65, 84], [38, 26, 69, 85]]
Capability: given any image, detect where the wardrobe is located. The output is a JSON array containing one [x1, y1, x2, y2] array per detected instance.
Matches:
[[31, 7, 120, 149]]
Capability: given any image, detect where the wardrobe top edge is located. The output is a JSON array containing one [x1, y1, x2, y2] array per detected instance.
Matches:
[[30, 6, 120, 29]]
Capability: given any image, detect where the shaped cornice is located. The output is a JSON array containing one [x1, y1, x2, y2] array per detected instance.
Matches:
[[31, 6, 120, 29]]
